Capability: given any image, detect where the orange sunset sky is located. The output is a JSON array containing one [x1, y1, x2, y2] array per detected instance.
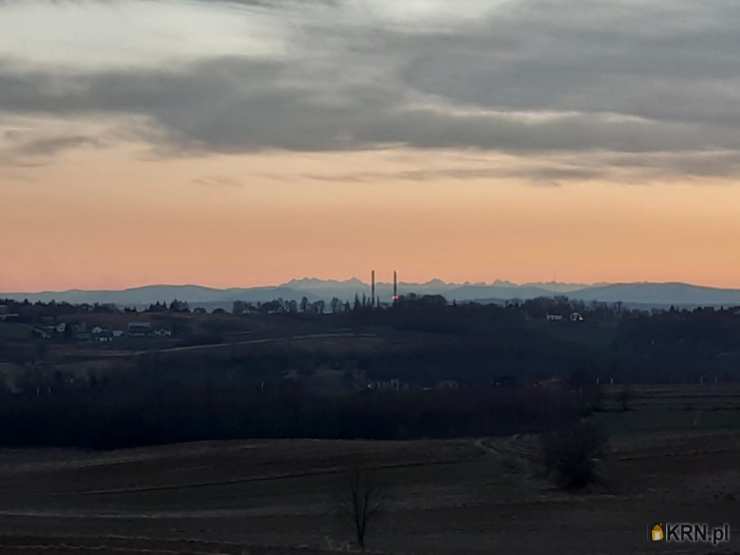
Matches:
[[2, 0, 740, 292]]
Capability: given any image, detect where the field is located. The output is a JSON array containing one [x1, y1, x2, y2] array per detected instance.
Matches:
[[0, 386, 737, 554]]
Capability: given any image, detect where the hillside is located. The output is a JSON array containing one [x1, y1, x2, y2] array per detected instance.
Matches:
[[4, 279, 740, 307], [568, 282, 740, 306], [0, 285, 320, 306]]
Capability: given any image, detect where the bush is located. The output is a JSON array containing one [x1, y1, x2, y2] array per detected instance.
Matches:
[[542, 420, 608, 489]]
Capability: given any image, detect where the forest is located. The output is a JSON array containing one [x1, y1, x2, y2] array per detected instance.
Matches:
[[1, 294, 739, 448]]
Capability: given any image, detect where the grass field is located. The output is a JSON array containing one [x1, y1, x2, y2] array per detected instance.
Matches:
[[598, 384, 740, 435], [0, 385, 737, 554]]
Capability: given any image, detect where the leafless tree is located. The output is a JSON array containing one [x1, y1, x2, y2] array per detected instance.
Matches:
[[337, 462, 386, 551]]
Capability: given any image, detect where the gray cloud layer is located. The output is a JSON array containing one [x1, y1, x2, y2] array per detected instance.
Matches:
[[3, 0, 740, 179]]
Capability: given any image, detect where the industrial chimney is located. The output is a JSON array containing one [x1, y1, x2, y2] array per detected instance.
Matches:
[[393, 270, 398, 301], [371, 270, 375, 307]]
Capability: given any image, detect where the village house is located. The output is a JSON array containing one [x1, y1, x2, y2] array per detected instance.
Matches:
[[91, 326, 115, 342], [94, 330, 114, 343], [368, 378, 404, 392]]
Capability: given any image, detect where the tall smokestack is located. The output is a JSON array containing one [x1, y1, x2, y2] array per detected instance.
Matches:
[[393, 270, 398, 300], [371, 270, 375, 307]]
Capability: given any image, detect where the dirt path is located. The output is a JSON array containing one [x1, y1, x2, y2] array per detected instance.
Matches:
[[0, 535, 343, 554], [0, 435, 737, 554], [90, 332, 378, 359]]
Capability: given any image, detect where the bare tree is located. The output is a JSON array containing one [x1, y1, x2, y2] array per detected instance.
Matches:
[[337, 462, 386, 551]]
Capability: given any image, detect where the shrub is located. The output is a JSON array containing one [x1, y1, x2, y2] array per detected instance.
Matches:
[[542, 420, 608, 489]]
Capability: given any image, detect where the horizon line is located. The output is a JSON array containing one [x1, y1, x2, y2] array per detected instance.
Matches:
[[2, 278, 739, 296]]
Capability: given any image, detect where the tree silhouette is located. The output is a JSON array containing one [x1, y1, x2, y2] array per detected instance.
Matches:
[[337, 462, 386, 551]]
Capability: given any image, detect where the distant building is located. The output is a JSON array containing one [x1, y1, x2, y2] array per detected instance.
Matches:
[[127, 322, 153, 337], [95, 331, 113, 343], [570, 312, 584, 322], [0, 305, 8, 315], [55, 323, 67, 334], [92, 326, 114, 342], [112, 330, 125, 338], [368, 378, 403, 392]]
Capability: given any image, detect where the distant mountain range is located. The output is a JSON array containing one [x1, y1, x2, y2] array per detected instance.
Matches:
[[3, 279, 740, 308]]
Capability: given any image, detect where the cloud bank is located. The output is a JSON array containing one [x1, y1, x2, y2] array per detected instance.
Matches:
[[2, 0, 740, 180]]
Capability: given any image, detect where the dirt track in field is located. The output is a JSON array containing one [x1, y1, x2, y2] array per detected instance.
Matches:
[[0, 429, 737, 554]]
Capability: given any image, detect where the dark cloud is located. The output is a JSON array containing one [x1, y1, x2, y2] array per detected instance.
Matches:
[[303, 165, 601, 186], [3, 0, 740, 180], [0, 126, 105, 166], [0, 56, 731, 156]]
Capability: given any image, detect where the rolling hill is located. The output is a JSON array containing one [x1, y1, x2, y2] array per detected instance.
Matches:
[[3, 279, 740, 308]]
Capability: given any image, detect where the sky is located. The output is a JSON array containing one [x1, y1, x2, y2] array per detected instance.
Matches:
[[2, 0, 740, 291]]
